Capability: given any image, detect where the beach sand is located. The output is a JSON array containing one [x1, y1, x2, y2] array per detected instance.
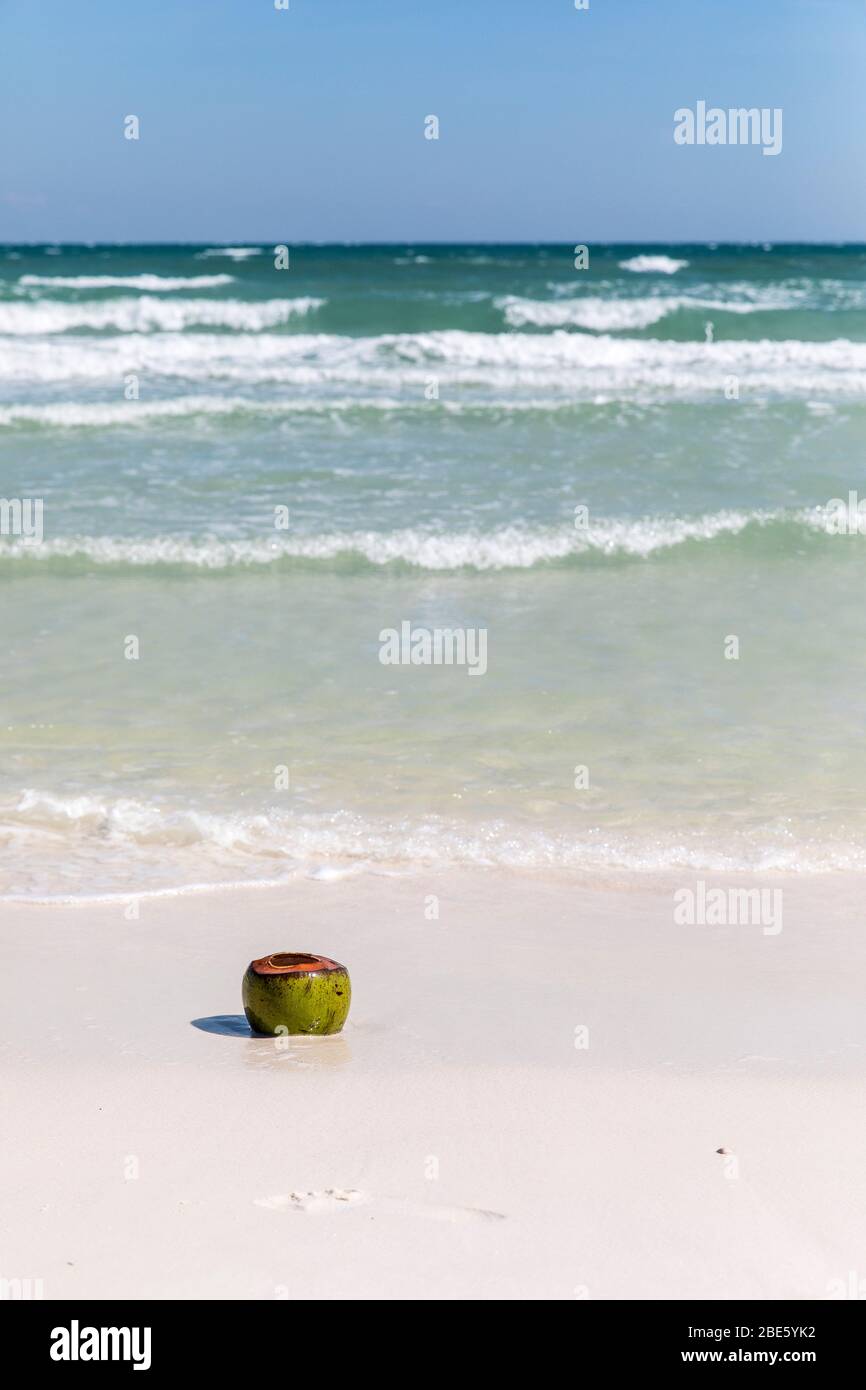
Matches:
[[2, 869, 865, 1301]]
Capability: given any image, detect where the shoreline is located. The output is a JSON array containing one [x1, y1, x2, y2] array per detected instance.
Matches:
[[2, 868, 865, 1298], [5, 856, 866, 907]]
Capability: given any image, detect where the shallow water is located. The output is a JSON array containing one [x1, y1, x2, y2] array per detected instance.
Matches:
[[2, 243, 865, 894]]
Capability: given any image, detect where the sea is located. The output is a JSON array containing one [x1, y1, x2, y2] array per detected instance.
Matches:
[[1, 242, 865, 898]]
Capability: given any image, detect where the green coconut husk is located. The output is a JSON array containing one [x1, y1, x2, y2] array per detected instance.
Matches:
[[242, 951, 351, 1036]]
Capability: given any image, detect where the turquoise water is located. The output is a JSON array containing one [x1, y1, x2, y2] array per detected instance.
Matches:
[[2, 243, 866, 896]]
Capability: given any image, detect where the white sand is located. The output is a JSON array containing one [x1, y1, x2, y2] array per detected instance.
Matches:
[[2, 868, 865, 1300]]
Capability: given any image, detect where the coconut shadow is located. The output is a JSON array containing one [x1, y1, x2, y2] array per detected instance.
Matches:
[[191, 1014, 258, 1037]]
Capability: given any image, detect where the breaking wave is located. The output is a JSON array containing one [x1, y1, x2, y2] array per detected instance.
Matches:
[[195, 246, 263, 260], [2, 788, 863, 901], [0, 296, 325, 334], [1, 329, 864, 398], [619, 255, 689, 273], [0, 511, 846, 574], [17, 273, 235, 290]]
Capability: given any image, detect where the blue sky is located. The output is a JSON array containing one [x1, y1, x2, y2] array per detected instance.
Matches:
[[1, 0, 864, 242]]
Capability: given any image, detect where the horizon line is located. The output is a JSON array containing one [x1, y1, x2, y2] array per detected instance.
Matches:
[[3, 239, 865, 248]]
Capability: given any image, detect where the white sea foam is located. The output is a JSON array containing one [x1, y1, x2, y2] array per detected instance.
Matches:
[[0, 511, 828, 571], [0, 396, 414, 427], [1, 330, 864, 399], [497, 288, 814, 331], [2, 788, 863, 901], [619, 255, 689, 274], [0, 297, 324, 334], [0, 394, 632, 428], [195, 246, 263, 260], [18, 273, 235, 290], [499, 295, 675, 331]]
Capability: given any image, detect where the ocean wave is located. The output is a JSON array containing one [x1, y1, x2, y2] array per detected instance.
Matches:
[[0, 394, 668, 428], [619, 255, 689, 274], [195, 246, 263, 260], [499, 295, 676, 331], [2, 330, 864, 398], [0, 296, 325, 334], [497, 289, 820, 331], [0, 395, 428, 428], [17, 273, 235, 291], [0, 511, 842, 573], [2, 789, 864, 900], [1, 329, 864, 398]]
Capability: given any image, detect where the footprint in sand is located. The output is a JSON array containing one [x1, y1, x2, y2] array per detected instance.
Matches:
[[254, 1188, 367, 1213], [254, 1188, 505, 1222]]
